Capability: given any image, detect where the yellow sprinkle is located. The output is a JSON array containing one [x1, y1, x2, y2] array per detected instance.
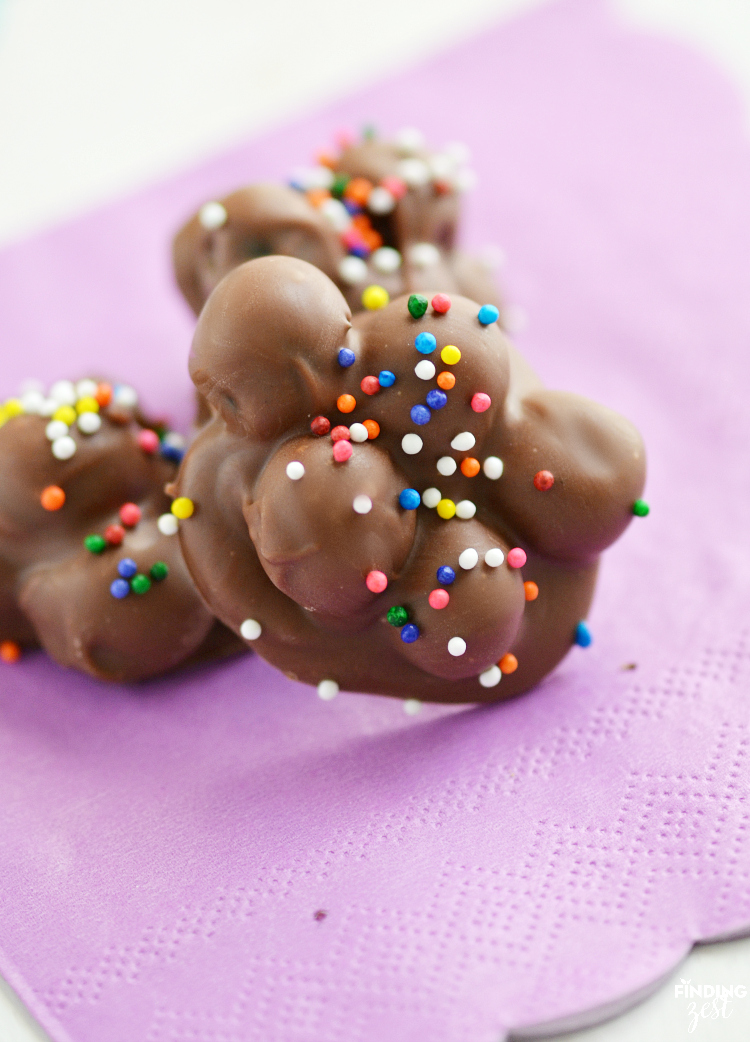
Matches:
[[362, 285, 389, 311], [436, 498, 456, 520], [0, 407, 7, 428], [440, 345, 461, 365], [53, 404, 77, 425], [76, 396, 100, 414], [171, 497, 195, 519]]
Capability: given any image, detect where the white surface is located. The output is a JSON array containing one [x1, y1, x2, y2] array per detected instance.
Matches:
[[0, 1, 749, 1039]]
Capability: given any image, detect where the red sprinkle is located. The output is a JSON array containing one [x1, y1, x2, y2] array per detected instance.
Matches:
[[365, 570, 388, 593], [119, 503, 142, 527], [330, 425, 351, 442], [360, 376, 380, 396], [507, 547, 527, 569], [470, 393, 492, 413], [311, 416, 331, 436], [104, 523, 125, 546], [137, 429, 159, 454], [428, 589, 450, 610], [332, 440, 352, 463], [534, 469, 555, 491], [432, 293, 451, 314]]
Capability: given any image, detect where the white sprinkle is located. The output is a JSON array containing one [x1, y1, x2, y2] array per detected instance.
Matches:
[[18, 378, 44, 396], [453, 168, 478, 193], [317, 679, 339, 701], [422, 487, 442, 509], [75, 379, 98, 399], [483, 456, 504, 480], [403, 698, 422, 715], [49, 380, 76, 406], [445, 141, 471, 164], [349, 422, 368, 443], [199, 201, 228, 230], [367, 186, 395, 215], [479, 665, 502, 688], [353, 494, 373, 514], [396, 158, 431, 187], [51, 436, 76, 460], [408, 242, 440, 268], [436, 456, 457, 477], [415, 359, 436, 380], [320, 197, 351, 232], [455, 500, 476, 519], [20, 390, 45, 414], [45, 420, 68, 441], [372, 246, 401, 274], [395, 127, 425, 153], [77, 412, 101, 434], [290, 165, 334, 191], [162, 431, 185, 450], [458, 548, 479, 570], [338, 255, 368, 285], [448, 637, 467, 657], [402, 433, 423, 455], [429, 153, 455, 180], [40, 398, 58, 417], [286, 461, 305, 480], [157, 513, 179, 536], [484, 548, 505, 568], [113, 384, 138, 408], [451, 431, 476, 452], [240, 618, 262, 641]]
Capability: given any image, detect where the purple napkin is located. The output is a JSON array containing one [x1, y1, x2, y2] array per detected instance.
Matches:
[[1, 2, 749, 1039]]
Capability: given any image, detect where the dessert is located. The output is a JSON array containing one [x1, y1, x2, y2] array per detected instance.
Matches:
[[0, 379, 242, 681], [173, 127, 502, 319], [173, 256, 647, 704]]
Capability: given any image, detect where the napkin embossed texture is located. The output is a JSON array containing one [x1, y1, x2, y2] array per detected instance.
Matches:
[[1, 2, 749, 1040]]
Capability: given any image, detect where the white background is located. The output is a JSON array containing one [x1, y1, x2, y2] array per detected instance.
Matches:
[[0, 1, 749, 1039]]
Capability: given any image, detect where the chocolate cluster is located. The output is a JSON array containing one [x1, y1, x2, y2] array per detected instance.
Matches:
[[173, 256, 646, 703]]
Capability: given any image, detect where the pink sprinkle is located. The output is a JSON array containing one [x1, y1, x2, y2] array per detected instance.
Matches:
[[381, 175, 407, 200], [471, 393, 492, 413], [137, 429, 159, 454], [507, 547, 527, 569], [428, 589, 450, 610], [432, 294, 451, 314], [332, 440, 352, 462], [366, 570, 388, 593], [330, 425, 351, 442]]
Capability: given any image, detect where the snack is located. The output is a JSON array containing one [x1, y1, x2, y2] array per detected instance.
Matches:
[[173, 256, 647, 703], [173, 127, 501, 318], [0, 379, 242, 681]]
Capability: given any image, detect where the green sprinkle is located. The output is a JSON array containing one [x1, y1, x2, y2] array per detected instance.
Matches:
[[84, 534, 107, 554], [130, 574, 151, 595], [387, 605, 409, 627], [407, 294, 428, 319], [330, 173, 350, 199], [362, 124, 377, 141], [149, 561, 169, 581], [633, 499, 650, 517]]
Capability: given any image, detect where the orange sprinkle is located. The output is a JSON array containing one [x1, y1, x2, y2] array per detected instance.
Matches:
[[316, 151, 337, 170], [345, 177, 374, 207], [0, 640, 21, 664], [40, 485, 65, 511], [499, 653, 518, 674], [524, 581, 539, 602], [95, 382, 113, 407], [306, 188, 330, 209], [363, 419, 380, 439], [436, 371, 456, 390], [460, 457, 480, 478], [337, 394, 356, 414]]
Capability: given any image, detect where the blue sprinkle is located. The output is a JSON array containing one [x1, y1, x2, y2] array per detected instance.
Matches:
[[349, 243, 370, 259], [160, 443, 185, 463], [399, 488, 421, 510], [378, 370, 396, 388], [415, 332, 437, 355], [410, 404, 431, 425], [338, 348, 356, 368], [478, 304, 500, 326], [118, 558, 138, 579], [343, 199, 362, 215], [110, 578, 130, 599], [288, 177, 305, 192], [401, 623, 420, 644], [425, 389, 447, 410], [575, 621, 592, 648], [437, 565, 456, 585]]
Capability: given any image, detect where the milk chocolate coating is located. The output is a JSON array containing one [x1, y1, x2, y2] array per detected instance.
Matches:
[[174, 256, 646, 703], [0, 397, 242, 682], [173, 136, 501, 318]]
